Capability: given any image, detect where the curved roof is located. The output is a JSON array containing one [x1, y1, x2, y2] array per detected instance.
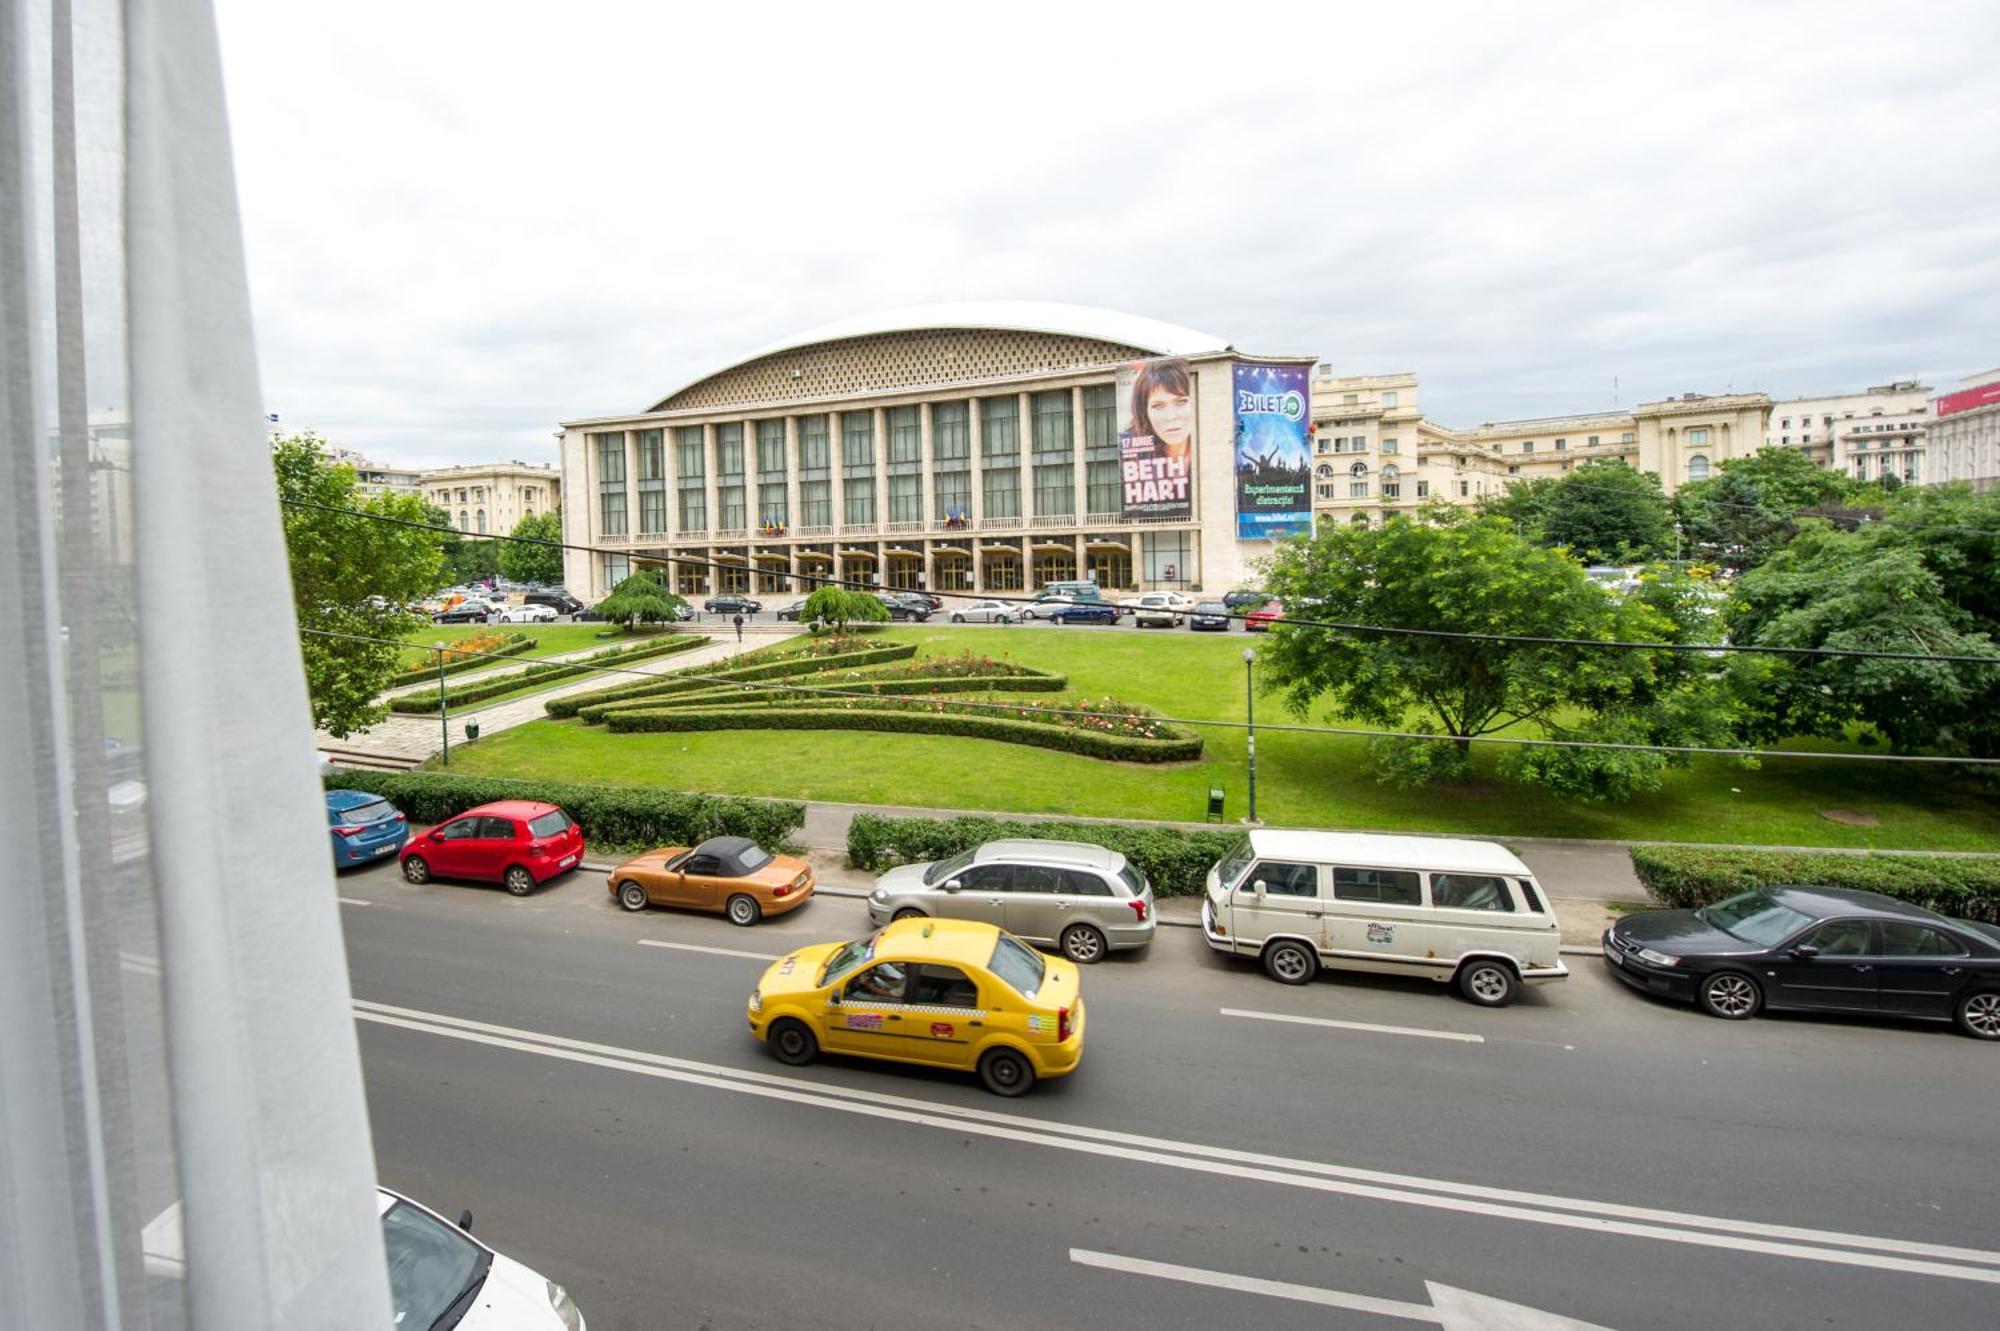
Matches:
[[646, 301, 1230, 412]]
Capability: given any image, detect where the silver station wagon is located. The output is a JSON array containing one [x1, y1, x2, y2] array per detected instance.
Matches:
[[866, 838, 1157, 963]]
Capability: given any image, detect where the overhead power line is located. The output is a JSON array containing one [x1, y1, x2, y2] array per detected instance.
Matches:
[[283, 498, 2000, 666], [303, 627, 2000, 767], [285, 498, 2000, 664]]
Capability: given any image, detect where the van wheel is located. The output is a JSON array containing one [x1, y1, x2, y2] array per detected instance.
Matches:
[[1262, 940, 1318, 985], [1456, 959, 1519, 1007], [978, 1047, 1036, 1097]]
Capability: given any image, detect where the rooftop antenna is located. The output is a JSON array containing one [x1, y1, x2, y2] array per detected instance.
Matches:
[[1612, 375, 1619, 409]]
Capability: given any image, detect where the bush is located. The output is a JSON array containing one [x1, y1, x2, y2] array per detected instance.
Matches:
[[1629, 845, 2000, 924], [585, 673, 1069, 714], [602, 704, 1204, 762], [546, 641, 918, 718], [846, 813, 1240, 896], [389, 634, 701, 712], [388, 633, 535, 686], [320, 770, 805, 850]]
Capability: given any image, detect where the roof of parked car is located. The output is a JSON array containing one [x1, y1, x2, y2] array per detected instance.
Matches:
[[324, 788, 388, 811], [1762, 885, 1954, 923], [463, 800, 562, 820], [973, 838, 1127, 873], [1245, 829, 1531, 877]]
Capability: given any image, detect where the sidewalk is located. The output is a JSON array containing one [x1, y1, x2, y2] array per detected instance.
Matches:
[[320, 627, 801, 762]]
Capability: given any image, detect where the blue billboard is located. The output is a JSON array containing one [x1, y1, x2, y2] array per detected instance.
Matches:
[[1233, 361, 1312, 540]]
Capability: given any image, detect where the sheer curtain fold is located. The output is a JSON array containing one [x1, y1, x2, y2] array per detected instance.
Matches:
[[1, 0, 392, 1325]]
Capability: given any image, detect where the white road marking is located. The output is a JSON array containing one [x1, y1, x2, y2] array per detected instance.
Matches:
[[1220, 1006, 1484, 1044], [636, 938, 781, 962], [337, 897, 371, 906], [1070, 1247, 1438, 1322], [350, 998, 2000, 1285]]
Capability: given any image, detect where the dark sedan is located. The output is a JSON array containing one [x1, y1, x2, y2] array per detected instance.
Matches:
[[1188, 600, 1231, 631], [1603, 886, 2000, 1040], [775, 599, 809, 622], [877, 594, 931, 622], [704, 594, 763, 615], [1049, 601, 1118, 625]]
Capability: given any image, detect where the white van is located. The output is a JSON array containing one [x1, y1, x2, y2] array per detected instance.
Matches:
[[1200, 829, 1567, 1006]]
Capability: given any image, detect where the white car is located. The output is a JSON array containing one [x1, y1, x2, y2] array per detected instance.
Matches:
[[1124, 592, 1194, 628], [948, 600, 1019, 624], [145, 1187, 585, 1329], [493, 603, 558, 624]]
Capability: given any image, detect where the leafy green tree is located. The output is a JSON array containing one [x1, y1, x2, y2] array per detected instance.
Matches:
[[1537, 460, 1673, 565], [801, 585, 890, 634], [274, 433, 444, 736], [594, 573, 688, 629], [1675, 447, 1866, 573], [1475, 476, 1562, 543], [499, 509, 565, 585], [420, 502, 500, 588], [1260, 517, 1734, 799]]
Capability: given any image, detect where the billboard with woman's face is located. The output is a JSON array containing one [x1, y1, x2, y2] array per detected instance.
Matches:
[[1118, 358, 1195, 522], [1232, 361, 1312, 540]]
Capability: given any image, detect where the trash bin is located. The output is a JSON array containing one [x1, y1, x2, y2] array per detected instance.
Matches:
[[1206, 787, 1225, 822], [464, 720, 481, 742]]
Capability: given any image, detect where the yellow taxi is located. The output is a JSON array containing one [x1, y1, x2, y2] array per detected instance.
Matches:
[[747, 917, 1085, 1097]]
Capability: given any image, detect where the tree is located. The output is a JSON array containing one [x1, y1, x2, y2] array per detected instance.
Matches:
[[499, 509, 565, 585], [1537, 460, 1673, 565], [274, 433, 445, 736], [421, 502, 500, 588], [594, 572, 688, 629], [1475, 476, 1561, 543], [801, 585, 890, 635], [1260, 516, 1733, 799], [1675, 446, 1866, 573]]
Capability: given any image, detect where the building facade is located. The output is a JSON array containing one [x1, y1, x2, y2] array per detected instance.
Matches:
[[557, 304, 1316, 601], [1764, 380, 1931, 484], [419, 462, 560, 535], [1929, 369, 2000, 490]]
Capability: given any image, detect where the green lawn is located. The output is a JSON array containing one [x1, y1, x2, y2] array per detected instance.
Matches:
[[434, 627, 2000, 851], [394, 624, 668, 672]]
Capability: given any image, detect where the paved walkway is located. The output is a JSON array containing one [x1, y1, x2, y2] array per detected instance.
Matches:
[[320, 627, 801, 761]]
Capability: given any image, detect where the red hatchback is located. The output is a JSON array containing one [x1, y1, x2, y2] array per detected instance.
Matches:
[[398, 800, 585, 896], [1245, 600, 1285, 631]]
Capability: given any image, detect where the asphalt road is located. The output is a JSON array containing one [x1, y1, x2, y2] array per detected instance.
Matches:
[[337, 858, 2000, 1331]]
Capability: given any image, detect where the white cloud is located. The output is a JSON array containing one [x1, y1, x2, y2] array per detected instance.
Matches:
[[214, 0, 2000, 467]]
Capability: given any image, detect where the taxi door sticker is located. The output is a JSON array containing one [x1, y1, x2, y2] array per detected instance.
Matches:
[[845, 1013, 884, 1030], [930, 1022, 955, 1038]]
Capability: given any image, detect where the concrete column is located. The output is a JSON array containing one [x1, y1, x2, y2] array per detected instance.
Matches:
[[702, 422, 721, 592], [873, 405, 888, 533], [1070, 384, 1087, 525], [621, 431, 638, 545], [1133, 530, 1146, 592], [968, 396, 985, 525], [1019, 391, 1035, 523]]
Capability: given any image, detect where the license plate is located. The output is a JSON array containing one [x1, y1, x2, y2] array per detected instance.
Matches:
[[370, 842, 395, 857], [560, 854, 578, 868], [1602, 940, 1619, 967]]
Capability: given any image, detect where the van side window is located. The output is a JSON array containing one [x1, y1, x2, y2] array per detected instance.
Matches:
[[1430, 874, 1515, 912], [1332, 867, 1421, 905], [1516, 879, 1547, 913], [1251, 862, 1318, 897]]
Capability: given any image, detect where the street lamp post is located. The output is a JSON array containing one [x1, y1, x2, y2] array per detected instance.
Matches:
[[434, 642, 450, 766], [1243, 647, 1257, 824]]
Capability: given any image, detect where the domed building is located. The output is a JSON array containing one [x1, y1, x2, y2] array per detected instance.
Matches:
[[556, 302, 1319, 601]]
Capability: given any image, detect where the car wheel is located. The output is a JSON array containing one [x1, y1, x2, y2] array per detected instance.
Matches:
[[402, 856, 430, 885], [977, 1047, 1036, 1098], [1456, 959, 1519, 1007], [768, 1018, 817, 1066], [1954, 990, 2000, 1040], [1262, 939, 1318, 985], [1698, 970, 1762, 1021], [503, 866, 535, 897], [727, 893, 762, 927], [951, 613, 965, 623], [892, 907, 926, 922], [617, 880, 648, 912], [1060, 923, 1108, 965]]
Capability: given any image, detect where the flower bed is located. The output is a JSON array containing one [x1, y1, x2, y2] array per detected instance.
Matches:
[[388, 633, 702, 713], [388, 632, 535, 686], [577, 671, 1068, 717], [544, 641, 917, 718]]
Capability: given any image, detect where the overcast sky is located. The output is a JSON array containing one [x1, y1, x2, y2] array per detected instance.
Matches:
[[212, 0, 2000, 470]]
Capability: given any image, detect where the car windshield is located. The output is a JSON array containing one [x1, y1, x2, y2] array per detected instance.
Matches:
[[527, 810, 571, 838], [1215, 836, 1254, 889], [1700, 890, 1816, 948], [380, 1200, 490, 1331], [331, 798, 395, 825], [819, 933, 879, 987], [923, 848, 977, 886], [1197, 602, 1226, 614], [988, 933, 1045, 998], [738, 844, 773, 872]]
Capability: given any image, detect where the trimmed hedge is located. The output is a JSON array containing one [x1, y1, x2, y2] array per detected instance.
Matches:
[[602, 703, 1204, 763], [847, 812, 1239, 897], [321, 770, 805, 850], [388, 634, 535, 686], [586, 672, 1069, 714], [545, 641, 918, 718], [389, 634, 701, 713], [1629, 845, 2000, 924]]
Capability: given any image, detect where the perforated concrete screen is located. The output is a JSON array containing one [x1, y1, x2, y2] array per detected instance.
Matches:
[[655, 329, 1152, 411]]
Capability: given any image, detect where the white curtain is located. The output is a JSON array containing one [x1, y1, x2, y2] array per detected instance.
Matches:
[[0, 0, 392, 1326]]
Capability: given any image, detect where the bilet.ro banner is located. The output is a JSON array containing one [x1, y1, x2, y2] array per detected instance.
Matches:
[[1233, 362, 1311, 540]]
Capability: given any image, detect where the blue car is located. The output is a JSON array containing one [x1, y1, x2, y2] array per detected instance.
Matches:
[[1050, 601, 1118, 625], [326, 789, 409, 867]]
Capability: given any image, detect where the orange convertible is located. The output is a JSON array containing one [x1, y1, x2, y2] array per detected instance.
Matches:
[[609, 836, 814, 926]]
